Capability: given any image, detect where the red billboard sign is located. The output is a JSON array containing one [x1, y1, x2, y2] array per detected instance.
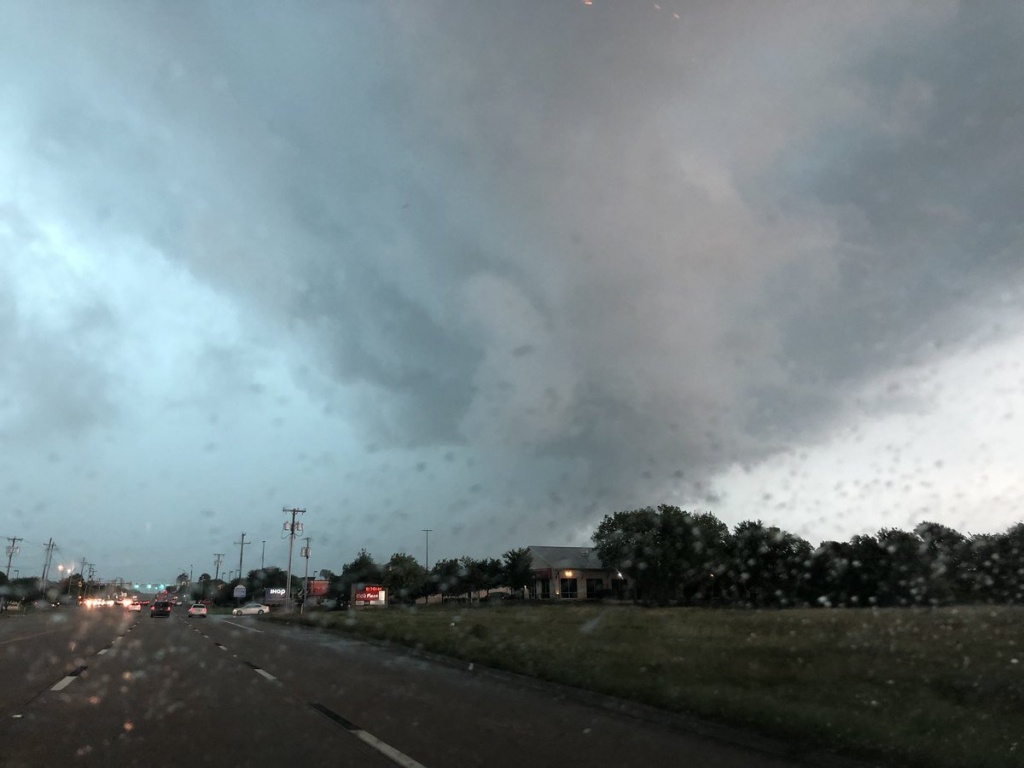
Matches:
[[309, 579, 329, 597], [353, 584, 386, 606]]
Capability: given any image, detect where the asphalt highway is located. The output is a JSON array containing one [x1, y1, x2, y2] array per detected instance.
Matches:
[[0, 607, 828, 768]]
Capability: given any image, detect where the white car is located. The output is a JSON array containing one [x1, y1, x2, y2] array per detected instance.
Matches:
[[127, 601, 141, 612], [232, 602, 270, 616]]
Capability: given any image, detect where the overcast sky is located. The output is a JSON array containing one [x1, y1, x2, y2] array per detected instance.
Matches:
[[1, 1, 1022, 587]]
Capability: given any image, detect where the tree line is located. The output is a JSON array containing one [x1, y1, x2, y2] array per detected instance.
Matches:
[[172, 548, 535, 607], [317, 548, 535, 605], [592, 505, 1024, 607], [8, 504, 1016, 611]]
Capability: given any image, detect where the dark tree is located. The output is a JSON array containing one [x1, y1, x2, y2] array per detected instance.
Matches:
[[479, 557, 504, 595], [593, 505, 731, 605], [430, 558, 463, 600], [502, 548, 533, 598], [383, 553, 427, 604], [727, 520, 811, 607], [459, 557, 487, 601], [914, 521, 970, 604], [338, 549, 383, 600]]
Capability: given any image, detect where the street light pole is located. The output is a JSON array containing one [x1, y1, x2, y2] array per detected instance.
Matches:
[[422, 529, 433, 570]]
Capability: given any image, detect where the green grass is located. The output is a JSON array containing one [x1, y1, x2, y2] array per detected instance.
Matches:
[[271, 604, 1024, 768]]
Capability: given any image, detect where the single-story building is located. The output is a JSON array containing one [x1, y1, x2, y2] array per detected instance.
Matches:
[[527, 545, 628, 600]]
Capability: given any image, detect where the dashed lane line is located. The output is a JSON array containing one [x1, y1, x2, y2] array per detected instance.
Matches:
[[310, 703, 427, 768], [50, 666, 87, 692], [243, 661, 279, 683]]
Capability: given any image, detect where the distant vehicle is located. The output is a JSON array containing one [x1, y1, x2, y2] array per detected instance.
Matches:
[[128, 601, 141, 612], [232, 602, 269, 616], [150, 601, 172, 618], [187, 603, 207, 618]]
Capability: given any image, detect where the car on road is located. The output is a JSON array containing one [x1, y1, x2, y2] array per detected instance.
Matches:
[[127, 601, 141, 612], [150, 601, 172, 618], [232, 602, 270, 616], [187, 603, 207, 618]]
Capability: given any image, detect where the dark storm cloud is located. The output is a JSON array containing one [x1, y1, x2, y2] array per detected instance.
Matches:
[[751, 2, 1024, 432], [3, 1, 1022, 530], [0, 208, 119, 441]]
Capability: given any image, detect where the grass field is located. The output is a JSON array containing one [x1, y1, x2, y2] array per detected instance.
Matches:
[[272, 603, 1024, 768]]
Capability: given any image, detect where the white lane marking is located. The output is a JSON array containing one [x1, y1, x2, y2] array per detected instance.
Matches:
[[355, 731, 428, 768], [51, 676, 77, 692], [311, 704, 427, 768], [217, 645, 228, 651], [98, 649, 108, 655], [222, 620, 263, 633], [255, 669, 276, 682]]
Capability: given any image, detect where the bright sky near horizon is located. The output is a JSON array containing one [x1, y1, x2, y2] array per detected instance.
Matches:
[[1, 1, 1022, 585]]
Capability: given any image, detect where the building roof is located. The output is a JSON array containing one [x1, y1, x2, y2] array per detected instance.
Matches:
[[527, 546, 607, 571]]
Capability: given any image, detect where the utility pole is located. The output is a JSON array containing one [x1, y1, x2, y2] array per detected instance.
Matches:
[[282, 507, 305, 613], [213, 553, 224, 581], [41, 538, 56, 583], [299, 537, 311, 615], [422, 529, 433, 570], [235, 533, 249, 582], [261, 540, 266, 570], [4, 537, 21, 578], [84, 562, 95, 598]]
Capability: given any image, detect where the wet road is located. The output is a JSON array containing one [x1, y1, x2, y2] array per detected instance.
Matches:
[[0, 608, 825, 768]]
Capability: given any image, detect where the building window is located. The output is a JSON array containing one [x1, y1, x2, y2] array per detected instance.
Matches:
[[540, 580, 551, 599], [559, 578, 578, 599], [585, 578, 603, 599]]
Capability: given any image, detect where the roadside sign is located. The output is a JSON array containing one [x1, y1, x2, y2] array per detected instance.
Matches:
[[353, 584, 387, 606], [233, 584, 246, 599]]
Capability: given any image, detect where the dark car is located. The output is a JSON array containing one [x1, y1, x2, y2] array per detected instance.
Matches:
[[150, 601, 172, 618]]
